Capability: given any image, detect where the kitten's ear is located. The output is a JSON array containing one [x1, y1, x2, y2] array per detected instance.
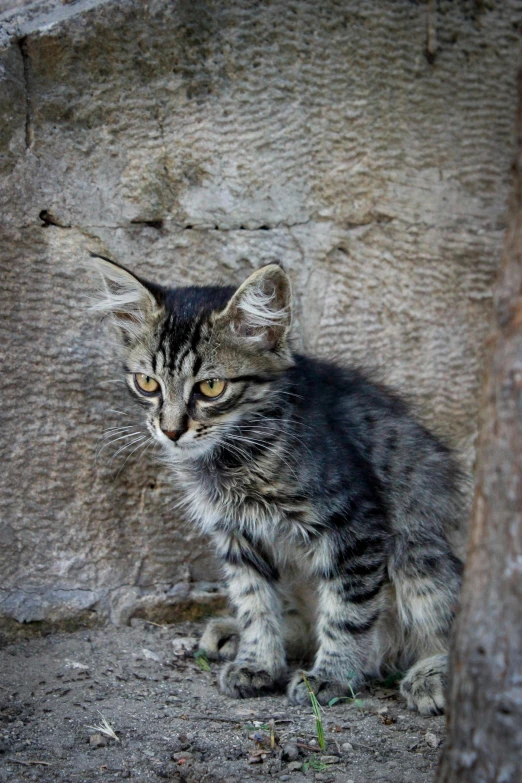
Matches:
[[217, 263, 292, 352], [89, 253, 160, 339]]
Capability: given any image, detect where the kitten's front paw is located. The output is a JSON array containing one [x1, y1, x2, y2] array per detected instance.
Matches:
[[400, 654, 447, 716], [287, 670, 353, 706], [220, 662, 282, 699]]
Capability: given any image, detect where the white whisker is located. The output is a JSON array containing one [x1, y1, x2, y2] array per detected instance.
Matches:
[[115, 437, 153, 477], [108, 436, 146, 467], [96, 431, 143, 461], [99, 426, 137, 440]]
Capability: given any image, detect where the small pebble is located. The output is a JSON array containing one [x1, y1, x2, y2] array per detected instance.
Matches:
[[142, 648, 161, 662], [282, 743, 299, 762], [425, 731, 440, 748], [341, 741, 353, 751], [89, 733, 107, 748], [172, 751, 193, 761], [168, 582, 190, 599], [279, 777, 290, 781], [320, 755, 340, 764], [251, 730, 270, 744], [172, 637, 198, 656], [287, 761, 302, 771]]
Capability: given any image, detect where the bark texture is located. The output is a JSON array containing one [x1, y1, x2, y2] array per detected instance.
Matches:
[[0, 0, 521, 628], [436, 70, 522, 783]]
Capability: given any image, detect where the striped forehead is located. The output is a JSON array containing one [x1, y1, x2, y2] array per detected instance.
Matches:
[[152, 284, 235, 377], [155, 312, 203, 375]]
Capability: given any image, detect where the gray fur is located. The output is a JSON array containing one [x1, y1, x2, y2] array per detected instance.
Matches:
[[91, 258, 466, 715]]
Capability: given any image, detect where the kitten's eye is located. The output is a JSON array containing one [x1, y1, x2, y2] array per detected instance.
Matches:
[[134, 373, 160, 395], [198, 379, 226, 399]]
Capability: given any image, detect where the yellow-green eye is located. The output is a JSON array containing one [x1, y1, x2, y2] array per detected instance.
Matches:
[[134, 373, 160, 395], [198, 379, 226, 398]]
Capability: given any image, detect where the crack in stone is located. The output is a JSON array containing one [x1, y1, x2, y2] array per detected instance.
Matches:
[[17, 35, 34, 150], [16, 216, 403, 235]]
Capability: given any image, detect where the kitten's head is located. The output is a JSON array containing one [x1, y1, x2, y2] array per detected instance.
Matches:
[[91, 256, 293, 460]]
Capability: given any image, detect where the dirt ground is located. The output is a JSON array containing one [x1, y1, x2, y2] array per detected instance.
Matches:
[[0, 619, 445, 783]]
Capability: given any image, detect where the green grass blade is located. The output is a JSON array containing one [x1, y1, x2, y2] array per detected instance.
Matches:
[[301, 674, 326, 751]]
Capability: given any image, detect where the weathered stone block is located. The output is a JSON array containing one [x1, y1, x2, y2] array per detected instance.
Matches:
[[1, 0, 520, 629]]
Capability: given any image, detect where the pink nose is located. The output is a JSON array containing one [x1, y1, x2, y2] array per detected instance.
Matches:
[[162, 429, 182, 442]]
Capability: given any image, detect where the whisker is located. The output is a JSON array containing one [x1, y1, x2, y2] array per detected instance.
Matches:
[[96, 431, 143, 459], [137, 439, 155, 466], [99, 426, 137, 439], [115, 437, 153, 477], [108, 436, 146, 467]]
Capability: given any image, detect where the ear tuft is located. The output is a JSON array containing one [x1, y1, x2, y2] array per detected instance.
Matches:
[[89, 253, 160, 339], [218, 263, 292, 352]]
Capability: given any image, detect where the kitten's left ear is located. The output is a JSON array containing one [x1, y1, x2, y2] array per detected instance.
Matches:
[[89, 253, 161, 340], [216, 263, 292, 352]]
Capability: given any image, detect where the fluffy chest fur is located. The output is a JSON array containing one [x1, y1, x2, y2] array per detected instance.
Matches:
[[176, 456, 323, 565]]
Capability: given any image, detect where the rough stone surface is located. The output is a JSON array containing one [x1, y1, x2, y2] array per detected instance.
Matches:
[[1, 0, 521, 626]]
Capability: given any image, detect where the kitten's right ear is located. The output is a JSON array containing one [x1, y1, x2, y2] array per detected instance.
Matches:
[[89, 253, 160, 339]]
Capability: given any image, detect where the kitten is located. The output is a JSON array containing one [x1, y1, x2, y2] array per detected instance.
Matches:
[[91, 255, 465, 715]]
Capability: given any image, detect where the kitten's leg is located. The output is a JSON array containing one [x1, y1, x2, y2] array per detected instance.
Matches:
[[288, 566, 387, 706], [200, 608, 313, 665], [393, 545, 462, 715], [214, 531, 286, 698], [199, 617, 240, 661]]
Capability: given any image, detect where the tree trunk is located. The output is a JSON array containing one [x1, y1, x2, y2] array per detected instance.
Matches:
[[436, 69, 522, 783]]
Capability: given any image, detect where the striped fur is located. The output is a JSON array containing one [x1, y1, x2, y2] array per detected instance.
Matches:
[[92, 259, 467, 715]]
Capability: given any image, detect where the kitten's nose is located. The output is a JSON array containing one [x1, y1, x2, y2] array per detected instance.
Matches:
[[161, 429, 182, 442]]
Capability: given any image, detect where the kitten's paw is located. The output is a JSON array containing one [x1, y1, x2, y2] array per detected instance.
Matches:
[[400, 654, 447, 716], [220, 662, 282, 699], [199, 617, 240, 661], [287, 670, 353, 707]]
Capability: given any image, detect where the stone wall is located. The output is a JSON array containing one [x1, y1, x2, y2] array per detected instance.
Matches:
[[1, 0, 520, 629]]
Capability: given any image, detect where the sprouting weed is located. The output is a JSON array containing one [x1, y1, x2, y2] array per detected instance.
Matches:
[[85, 711, 119, 742], [302, 674, 326, 751], [269, 718, 275, 749], [244, 723, 271, 731], [194, 649, 211, 671], [328, 672, 365, 709], [302, 757, 329, 772]]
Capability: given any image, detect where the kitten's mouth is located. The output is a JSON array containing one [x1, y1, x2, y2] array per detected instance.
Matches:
[[153, 427, 216, 459]]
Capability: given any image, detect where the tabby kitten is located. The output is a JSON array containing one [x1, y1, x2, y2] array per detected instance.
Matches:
[[92, 256, 465, 715]]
